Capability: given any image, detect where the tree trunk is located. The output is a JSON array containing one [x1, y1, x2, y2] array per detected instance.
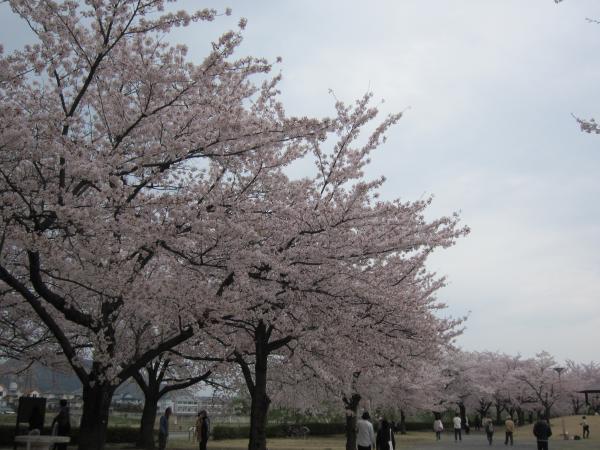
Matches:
[[495, 402, 503, 425], [137, 392, 159, 449], [544, 406, 551, 420], [516, 408, 525, 426], [78, 383, 115, 450], [134, 358, 211, 450], [343, 393, 361, 450], [458, 403, 466, 430], [248, 324, 270, 450], [399, 409, 407, 435]]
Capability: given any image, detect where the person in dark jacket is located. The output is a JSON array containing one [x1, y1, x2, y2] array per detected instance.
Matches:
[[194, 410, 209, 450], [158, 407, 172, 450], [533, 416, 552, 450], [482, 415, 494, 445], [376, 419, 395, 450], [52, 400, 71, 450]]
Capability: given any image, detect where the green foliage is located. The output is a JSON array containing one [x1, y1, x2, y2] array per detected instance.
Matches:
[[372, 422, 437, 433], [211, 420, 437, 441], [212, 422, 346, 440], [267, 406, 345, 425]]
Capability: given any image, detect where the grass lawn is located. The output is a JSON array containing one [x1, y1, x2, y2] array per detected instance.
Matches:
[[3, 415, 598, 450], [166, 415, 600, 449], [512, 414, 600, 446], [167, 432, 436, 450]]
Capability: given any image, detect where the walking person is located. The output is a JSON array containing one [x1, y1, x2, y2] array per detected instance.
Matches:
[[376, 419, 395, 450], [483, 414, 494, 445], [433, 416, 444, 441], [580, 416, 590, 439], [453, 413, 462, 442], [195, 410, 209, 450], [533, 415, 552, 450], [357, 411, 376, 450], [504, 415, 515, 446], [158, 407, 172, 450], [51, 399, 71, 450]]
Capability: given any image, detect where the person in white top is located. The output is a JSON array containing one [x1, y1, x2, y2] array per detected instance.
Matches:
[[433, 416, 444, 440], [453, 413, 462, 442], [356, 411, 376, 450]]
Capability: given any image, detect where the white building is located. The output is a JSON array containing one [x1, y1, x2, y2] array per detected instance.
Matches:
[[157, 394, 230, 417]]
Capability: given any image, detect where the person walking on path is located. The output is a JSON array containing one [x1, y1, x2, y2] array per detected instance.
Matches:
[[474, 415, 481, 431], [376, 419, 395, 450], [357, 411, 376, 450], [504, 415, 515, 446], [482, 415, 494, 446], [453, 413, 462, 442], [580, 416, 590, 439], [51, 399, 71, 450], [533, 415, 552, 450], [158, 407, 172, 450], [195, 410, 209, 450], [433, 417, 444, 441]]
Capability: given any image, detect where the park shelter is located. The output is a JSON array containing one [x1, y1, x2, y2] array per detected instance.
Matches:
[[577, 387, 600, 405]]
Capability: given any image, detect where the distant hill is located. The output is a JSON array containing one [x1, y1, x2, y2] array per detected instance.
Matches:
[[0, 362, 141, 398], [0, 362, 80, 393]]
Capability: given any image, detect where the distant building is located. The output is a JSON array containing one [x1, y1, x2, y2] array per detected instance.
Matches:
[[23, 389, 41, 398], [112, 392, 143, 409], [157, 393, 230, 416], [46, 392, 83, 411], [2, 381, 23, 408], [8, 381, 19, 397]]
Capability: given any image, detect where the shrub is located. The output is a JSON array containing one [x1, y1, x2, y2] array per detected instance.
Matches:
[[212, 422, 346, 440], [212, 425, 248, 440]]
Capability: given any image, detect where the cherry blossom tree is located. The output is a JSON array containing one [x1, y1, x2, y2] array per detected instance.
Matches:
[[478, 352, 522, 424], [131, 336, 238, 450], [0, 1, 329, 449], [375, 361, 449, 434], [514, 352, 562, 419], [132, 352, 217, 450], [0, 290, 57, 367], [495, 354, 534, 424], [0, 4, 469, 450], [563, 361, 600, 415], [160, 90, 468, 450], [438, 351, 481, 428], [269, 336, 456, 450]]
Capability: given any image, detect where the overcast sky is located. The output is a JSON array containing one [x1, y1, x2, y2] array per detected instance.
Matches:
[[2, 1, 599, 363]]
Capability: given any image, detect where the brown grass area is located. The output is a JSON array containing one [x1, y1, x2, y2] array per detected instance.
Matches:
[[514, 414, 600, 442], [169, 431, 435, 450]]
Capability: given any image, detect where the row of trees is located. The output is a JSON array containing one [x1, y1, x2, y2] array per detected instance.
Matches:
[[0, 2, 466, 450], [268, 351, 600, 430], [438, 351, 600, 427]]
